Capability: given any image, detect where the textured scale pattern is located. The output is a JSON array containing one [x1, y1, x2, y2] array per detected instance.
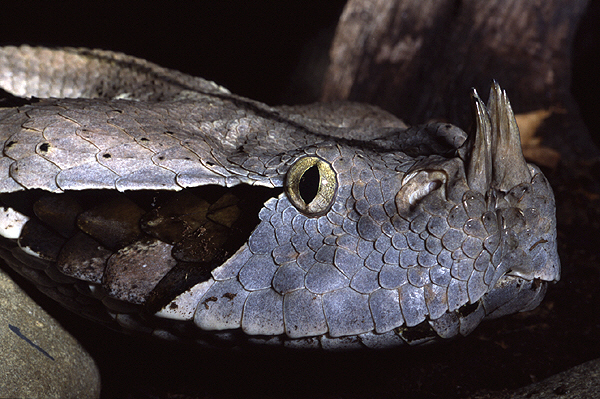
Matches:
[[0, 46, 559, 349]]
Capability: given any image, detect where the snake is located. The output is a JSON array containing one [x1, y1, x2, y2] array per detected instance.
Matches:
[[0, 45, 559, 349]]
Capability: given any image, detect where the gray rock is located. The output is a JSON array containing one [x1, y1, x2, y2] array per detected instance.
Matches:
[[0, 269, 100, 399], [470, 358, 600, 399]]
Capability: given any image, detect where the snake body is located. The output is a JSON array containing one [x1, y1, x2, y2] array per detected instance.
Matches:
[[0, 46, 559, 349]]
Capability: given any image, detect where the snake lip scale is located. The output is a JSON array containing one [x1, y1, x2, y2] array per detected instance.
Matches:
[[0, 46, 559, 349]]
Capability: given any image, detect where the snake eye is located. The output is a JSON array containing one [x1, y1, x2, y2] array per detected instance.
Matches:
[[286, 156, 337, 216]]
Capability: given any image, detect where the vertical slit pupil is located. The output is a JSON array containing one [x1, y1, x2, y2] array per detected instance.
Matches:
[[299, 165, 320, 204]]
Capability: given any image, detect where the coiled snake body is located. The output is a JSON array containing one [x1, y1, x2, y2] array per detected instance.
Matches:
[[0, 46, 559, 349]]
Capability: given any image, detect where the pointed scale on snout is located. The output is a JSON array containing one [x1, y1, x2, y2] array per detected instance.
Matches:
[[464, 82, 533, 194]]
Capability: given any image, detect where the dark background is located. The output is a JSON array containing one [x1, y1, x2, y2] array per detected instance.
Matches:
[[1, 1, 346, 105], [1, 1, 599, 398]]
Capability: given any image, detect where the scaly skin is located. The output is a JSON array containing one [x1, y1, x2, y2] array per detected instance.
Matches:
[[0, 46, 559, 349]]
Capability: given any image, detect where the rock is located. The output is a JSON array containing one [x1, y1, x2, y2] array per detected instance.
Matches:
[[0, 268, 100, 399], [469, 358, 600, 399]]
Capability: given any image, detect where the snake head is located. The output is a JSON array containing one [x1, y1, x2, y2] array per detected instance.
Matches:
[[0, 48, 559, 348]]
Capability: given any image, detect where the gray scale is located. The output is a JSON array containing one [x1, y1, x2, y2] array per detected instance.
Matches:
[[357, 215, 381, 242], [450, 258, 474, 281], [359, 331, 405, 349], [474, 250, 492, 272], [391, 232, 408, 250], [290, 230, 309, 253], [379, 264, 407, 289], [272, 262, 306, 294], [364, 179, 384, 205], [272, 242, 298, 265], [441, 228, 465, 251], [342, 216, 359, 236], [323, 235, 337, 246], [291, 213, 306, 234], [194, 278, 249, 330], [322, 287, 374, 337], [241, 288, 284, 336], [381, 220, 395, 237], [314, 244, 336, 264], [383, 246, 400, 265], [303, 217, 319, 239], [350, 267, 380, 294], [399, 248, 418, 268], [364, 250, 384, 271], [307, 234, 324, 253], [407, 266, 431, 287], [359, 167, 375, 183], [383, 200, 397, 219], [374, 234, 391, 253], [357, 239, 375, 259], [305, 263, 349, 294], [499, 208, 526, 231], [351, 180, 365, 200], [333, 247, 363, 277], [273, 219, 292, 246], [463, 218, 487, 238], [424, 284, 449, 319], [281, 205, 297, 228], [283, 289, 328, 338], [462, 236, 483, 258], [505, 183, 532, 207], [326, 210, 345, 226], [317, 217, 335, 236], [315, 145, 341, 161], [483, 233, 501, 254], [248, 222, 277, 255], [369, 288, 404, 333], [531, 248, 549, 276], [517, 228, 535, 249], [406, 231, 425, 252], [437, 249, 454, 270], [398, 284, 427, 327], [425, 235, 443, 254], [342, 197, 355, 218], [238, 254, 278, 291], [462, 191, 486, 218], [296, 250, 316, 272], [451, 248, 466, 262], [369, 204, 389, 224], [391, 214, 409, 232], [482, 211, 499, 235], [409, 213, 429, 234], [417, 250, 438, 268], [467, 270, 488, 303], [447, 205, 468, 229], [483, 263, 496, 286], [447, 279, 469, 311]]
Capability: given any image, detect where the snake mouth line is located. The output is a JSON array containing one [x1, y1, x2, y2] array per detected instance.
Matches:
[[0, 185, 282, 316]]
